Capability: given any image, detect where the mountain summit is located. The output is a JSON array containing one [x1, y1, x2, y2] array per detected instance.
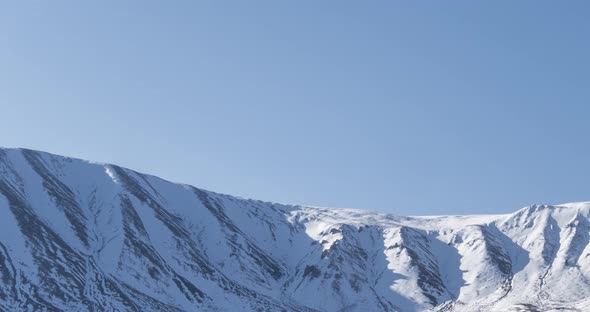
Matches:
[[0, 148, 588, 311]]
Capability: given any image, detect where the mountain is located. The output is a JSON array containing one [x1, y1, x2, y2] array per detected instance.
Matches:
[[0, 148, 589, 312]]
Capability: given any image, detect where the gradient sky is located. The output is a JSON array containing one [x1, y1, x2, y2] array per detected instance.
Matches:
[[1, 1, 589, 215]]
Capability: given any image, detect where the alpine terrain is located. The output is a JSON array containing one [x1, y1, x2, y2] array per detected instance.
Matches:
[[1, 148, 589, 312]]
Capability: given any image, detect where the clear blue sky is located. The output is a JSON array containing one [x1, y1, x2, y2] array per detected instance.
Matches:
[[1, 1, 589, 215]]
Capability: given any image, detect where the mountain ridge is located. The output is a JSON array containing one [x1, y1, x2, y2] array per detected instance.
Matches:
[[0, 147, 574, 218], [0, 147, 589, 311]]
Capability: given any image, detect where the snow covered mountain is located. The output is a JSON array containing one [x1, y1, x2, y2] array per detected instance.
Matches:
[[0, 148, 589, 312]]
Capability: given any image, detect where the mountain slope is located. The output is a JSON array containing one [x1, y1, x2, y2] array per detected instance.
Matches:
[[0, 148, 589, 311]]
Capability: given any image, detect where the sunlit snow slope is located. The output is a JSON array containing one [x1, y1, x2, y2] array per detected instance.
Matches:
[[0, 148, 589, 312]]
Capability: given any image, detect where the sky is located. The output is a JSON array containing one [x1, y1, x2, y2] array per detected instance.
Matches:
[[1, 1, 589, 216]]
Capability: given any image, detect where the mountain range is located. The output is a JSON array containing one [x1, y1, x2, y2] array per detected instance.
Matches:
[[0, 148, 589, 311]]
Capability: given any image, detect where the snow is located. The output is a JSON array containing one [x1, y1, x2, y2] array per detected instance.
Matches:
[[1, 147, 590, 311]]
